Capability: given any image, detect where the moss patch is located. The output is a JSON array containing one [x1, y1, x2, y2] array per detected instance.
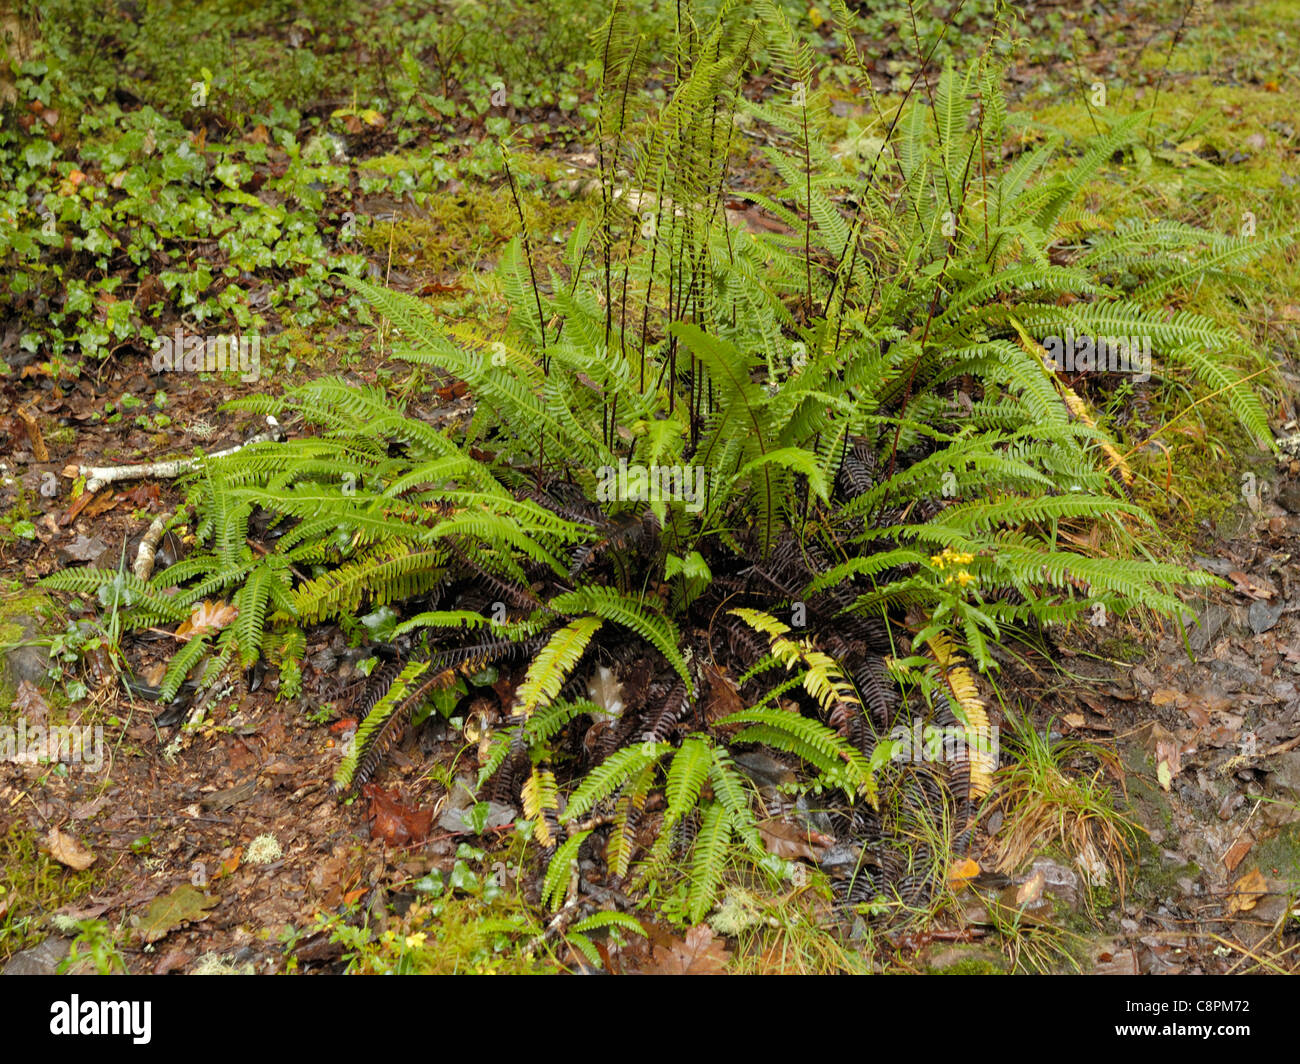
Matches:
[[0, 822, 98, 962]]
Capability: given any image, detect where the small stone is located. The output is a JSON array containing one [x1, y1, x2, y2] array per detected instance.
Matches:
[[2, 937, 71, 975], [1275, 481, 1300, 514], [1267, 751, 1300, 797], [1249, 599, 1285, 634]]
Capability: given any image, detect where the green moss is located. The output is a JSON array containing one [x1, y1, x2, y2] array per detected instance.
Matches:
[[0, 823, 98, 962], [927, 948, 1008, 975], [361, 165, 598, 280], [1097, 634, 1147, 664], [1250, 822, 1300, 889], [1129, 824, 1200, 908], [0, 581, 59, 712]]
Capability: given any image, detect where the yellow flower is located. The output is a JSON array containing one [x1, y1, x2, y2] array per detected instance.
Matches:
[[954, 569, 975, 587], [404, 932, 428, 950], [930, 553, 946, 569]]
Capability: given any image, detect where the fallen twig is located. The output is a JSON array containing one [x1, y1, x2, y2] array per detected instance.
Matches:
[[80, 419, 282, 494], [132, 512, 173, 581]]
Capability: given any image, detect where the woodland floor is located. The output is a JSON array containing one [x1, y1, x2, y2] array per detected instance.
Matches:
[[3, 0, 1300, 974]]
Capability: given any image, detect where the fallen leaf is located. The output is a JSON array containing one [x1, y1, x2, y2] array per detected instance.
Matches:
[[56, 533, 109, 564], [59, 489, 101, 525], [1226, 868, 1267, 915], [81, 490, 124, 518], [1227, 570, 1276, 600], [1151, 688, 1185, 707], [13, 680, 49, 723], [1156, 738, 1180, 791], [136, 884, 219, 942], [647, 924, 730, 974], [175, 599, 238, 641], [215, 847, 243, 879], [948, 857, 981, 891], [121, 483, 162, 509], [45, 827, 96, 870], [703, 664, 745, 722], [153, 946, 192, 975], [363, 784, 432, 846], [70, 795, 111, 820], [1092, 948, 1140, 975], [757, 819, 830, 862], [1223, 837, 1253, 873]]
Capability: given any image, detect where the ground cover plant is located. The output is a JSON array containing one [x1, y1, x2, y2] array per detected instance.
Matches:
[[5, 0, 1300, 979], [33, 0, 1286, 929]]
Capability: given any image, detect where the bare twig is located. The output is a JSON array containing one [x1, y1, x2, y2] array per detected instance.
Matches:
[[80, 419, 283, 494], [132, 512, 173, 581]]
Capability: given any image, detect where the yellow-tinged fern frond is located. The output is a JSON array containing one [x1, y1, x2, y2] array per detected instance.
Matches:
[[924, 633, 994, 802], [542, 828, 591, 911], [1008, 316, 1133, 488], [523, 765, 561, 847], [604, 765, 656, 881], [729, 608, 859, 714]]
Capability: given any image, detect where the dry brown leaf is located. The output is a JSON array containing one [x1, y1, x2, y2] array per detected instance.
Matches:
[[1227, 571, 1275, 600], [81, 490, 124, 518], [1155, 739, 1181, 791], [1223, 837, 1253, 873], [46, 826, 96, 870], [757, 819, 830, 862], [175, 599, 238, 641], [646, 924, 730, 975], [13, 680, 49, 723], [363, 784, 432, 846], [703, 663, 744, 722], [1226, 867, 1268, 915], [215, 847, 243, 879]]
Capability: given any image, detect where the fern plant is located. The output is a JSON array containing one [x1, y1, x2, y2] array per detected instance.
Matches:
[[41, 1, 1285, 924]]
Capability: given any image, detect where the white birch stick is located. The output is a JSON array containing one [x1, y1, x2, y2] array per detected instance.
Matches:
[[80, 419, 282, 494]]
